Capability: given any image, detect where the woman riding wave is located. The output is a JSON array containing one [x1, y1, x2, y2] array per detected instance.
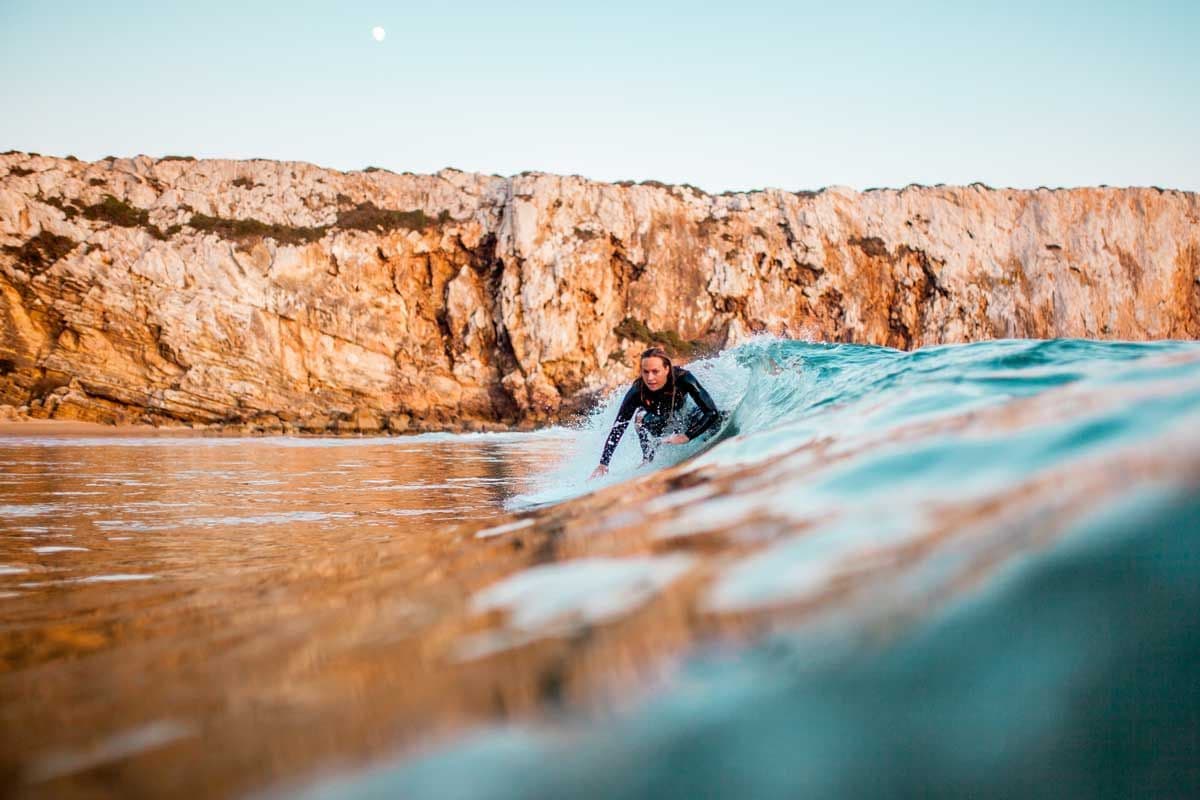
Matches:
[[590, 347, 722, 478]]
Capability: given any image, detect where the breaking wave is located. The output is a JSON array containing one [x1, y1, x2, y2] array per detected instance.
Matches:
[[515, 337, 1200, 506], [302, 337, 1200, 799]]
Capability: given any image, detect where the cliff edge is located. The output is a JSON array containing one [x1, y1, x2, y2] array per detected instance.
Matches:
[[2, 153, 1197, 431]]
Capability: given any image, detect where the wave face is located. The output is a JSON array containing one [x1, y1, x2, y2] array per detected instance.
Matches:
[[303, 338, 1200, 799], [517, 338, 1200, 505]]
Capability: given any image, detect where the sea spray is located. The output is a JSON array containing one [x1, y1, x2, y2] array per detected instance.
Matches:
[[512, 338, 1198, 507]]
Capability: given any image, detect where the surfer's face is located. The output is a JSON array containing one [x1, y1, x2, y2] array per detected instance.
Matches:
[[641, 356, 670, 391]]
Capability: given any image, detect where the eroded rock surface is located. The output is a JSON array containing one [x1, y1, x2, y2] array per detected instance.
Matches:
[[1, 153, 1197, 430]]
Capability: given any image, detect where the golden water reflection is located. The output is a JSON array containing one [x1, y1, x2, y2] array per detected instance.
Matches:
[[0, 435, 570, 798]]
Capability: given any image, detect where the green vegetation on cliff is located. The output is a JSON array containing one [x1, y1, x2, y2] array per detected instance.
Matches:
[[2, 230, 78, 273], [187, 213, 329, 245], [613, 317, 705, 356]]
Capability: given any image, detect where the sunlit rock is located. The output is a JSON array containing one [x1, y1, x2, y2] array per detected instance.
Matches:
[[1, 153, 1197, 431]]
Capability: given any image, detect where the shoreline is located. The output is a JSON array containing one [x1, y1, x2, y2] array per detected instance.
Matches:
[[0, 419, 285, 438], [0, 418, 533, 438]]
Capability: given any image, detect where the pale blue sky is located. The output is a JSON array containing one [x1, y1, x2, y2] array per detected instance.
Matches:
[[2, 1, 1197, 191]]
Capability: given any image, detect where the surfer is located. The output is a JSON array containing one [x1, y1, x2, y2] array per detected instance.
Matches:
[[590, 347, 722, 478]]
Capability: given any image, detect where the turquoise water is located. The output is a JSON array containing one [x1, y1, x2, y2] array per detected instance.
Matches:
[[301, 338, 1200, 799], [516, 338, 1200, 505]]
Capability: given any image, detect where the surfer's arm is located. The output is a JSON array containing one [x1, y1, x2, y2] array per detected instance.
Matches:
[[681, 372, 721, 440], [598, 388, 640, 467]]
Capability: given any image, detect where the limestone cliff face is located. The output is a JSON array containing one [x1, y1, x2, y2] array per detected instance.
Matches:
[[1, 153, 1197, 430]]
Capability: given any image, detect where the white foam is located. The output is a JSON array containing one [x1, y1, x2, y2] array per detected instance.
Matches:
[[75, 574, 157, 583], [18, 574, 157, 587], [378, 507, 476, 517], [26, 720, 195, 783], [461, 555, 695, 657], [506, 351, 756, 511], [95, 511, 355, 531], [187, 511, 353, 526], [704, 509, 923, 612], [0, 565, 30, 575], [475, 518, 535, 539], [705, 534, 844, 613], [32, 546, 89, 553], [85, 479, 151, 487], [653, 489, 787, 541], [0, 504, 58, 517]]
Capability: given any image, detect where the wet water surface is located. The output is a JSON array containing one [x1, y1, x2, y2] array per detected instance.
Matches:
[[0, 434, 570, 796], [3, 339, 1200, 799]]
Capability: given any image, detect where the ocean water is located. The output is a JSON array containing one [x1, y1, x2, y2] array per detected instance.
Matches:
[[2, 339, 1199, 798]]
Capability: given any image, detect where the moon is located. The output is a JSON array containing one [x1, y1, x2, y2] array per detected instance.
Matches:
[[372, 26, 386, 42]]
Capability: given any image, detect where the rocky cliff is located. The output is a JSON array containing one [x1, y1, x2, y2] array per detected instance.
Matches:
[[1, 152, 1197, 431]]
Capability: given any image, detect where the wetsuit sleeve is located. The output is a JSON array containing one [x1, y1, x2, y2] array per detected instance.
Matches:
[[599, 385, 641, 466], [680, 371, 721, 440]]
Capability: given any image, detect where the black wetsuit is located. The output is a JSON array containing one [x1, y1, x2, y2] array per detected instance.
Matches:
[[599, 367, 721, 466]]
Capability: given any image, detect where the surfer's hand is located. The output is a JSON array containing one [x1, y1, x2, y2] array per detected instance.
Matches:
[[662, 434, 688, 445], [589, 464, 608, 479]]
